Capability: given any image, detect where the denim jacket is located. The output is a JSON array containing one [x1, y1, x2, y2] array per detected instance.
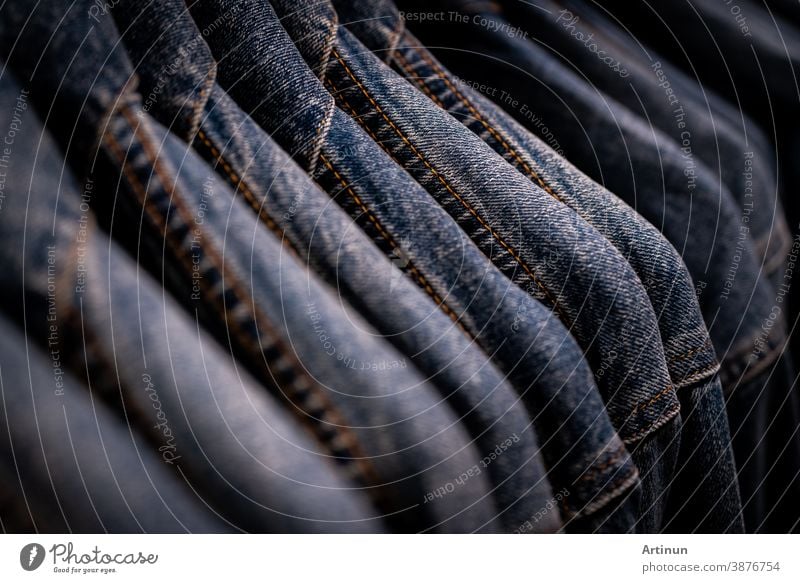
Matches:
[[110, 0, 558, 533], [325, 0, 743, 532], [0, 0, 507, 532], [189, 0, 660, 531], [0, 64, 383, 533]]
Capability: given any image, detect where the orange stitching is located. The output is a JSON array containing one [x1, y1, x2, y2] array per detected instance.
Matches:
[[671, 338, 714, 363], [194, 128, 299, 256], [410, 41, 565, 204], [319, 153, 473, 338], [403, 43, 717, 379], [391, 50, 446, 109], [330, 47, 561, 311], [109, 106, 377, 486], [634, 384, 675, 414]]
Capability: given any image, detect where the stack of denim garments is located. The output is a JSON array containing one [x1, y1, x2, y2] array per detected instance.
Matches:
[[0, 0, 795, 533]]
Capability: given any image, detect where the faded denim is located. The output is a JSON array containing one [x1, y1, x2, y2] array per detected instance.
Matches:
[[0, 314, 233, 533], [0, 0, 506, 533], [110, 0, 559, 533], [395, 0, 790, 532], [191, 0, 652, 532], [0, 66, 382, 533], [328, 0, 743, 532]]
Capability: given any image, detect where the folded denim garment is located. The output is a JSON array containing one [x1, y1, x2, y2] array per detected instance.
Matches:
[[0, 311, 232, 533], [189, 0, 665, 532], [0, 0, 506, 533], [327, 0, 742, 533], [0, 65, 382, 533], [394, 0, 792, 532], [110, 0, 559, 533]]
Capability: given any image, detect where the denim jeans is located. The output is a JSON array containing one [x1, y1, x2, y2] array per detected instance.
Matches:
[[0, 0, 510, 533], [191, 0, 657, 532], [0, 65, 384, 533], [395, 0, 790, 532], [328, 0, 743, 532], [110, 0, 559, 533]]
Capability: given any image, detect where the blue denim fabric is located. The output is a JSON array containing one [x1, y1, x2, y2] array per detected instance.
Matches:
[[0, 0, 509, 533], [498, 0, 790, 287], [326, 0, 743, 532], [0, 66, 383, 533], [395, 0, 784, 398], [0, 315, 234, 533], [394, 0, 792, 531], [110, 0, 559, 533], [264, 1, 684, 531], [190, 0, 647, 532]]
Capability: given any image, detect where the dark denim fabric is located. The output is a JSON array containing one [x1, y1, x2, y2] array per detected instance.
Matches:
[[396, 0, 792, 532], [327, 0, 743, 532], [499, 0, 790, 288], [110, 0, 558, 533], [0, 315, 232, 533], [190, 0, 650, 532], [526, 0, 800, 535], [264, 0, 685, 531], [0, 0, 507, 533], [0, 65, 382, 533]]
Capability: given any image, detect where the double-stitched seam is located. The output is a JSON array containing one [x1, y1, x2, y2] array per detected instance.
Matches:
[[324, 78, 383, 146], [107, 105, 379, 489], [188, 70, 217, 139], [330, 47, 561, 312], [319, 153, 474, 340], [403, 43, 718, 383], [332, 48, 680, 432], [407, 41, 565, 204], [391, 49, 446, 109], [193, 128, 302, 261]]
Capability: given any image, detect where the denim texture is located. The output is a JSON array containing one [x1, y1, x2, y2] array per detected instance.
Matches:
[[0, 314, 233, 533], [191, 0, 652, 532], [0, 0, 509, 533], [395, 0, 793, 532], [267, 1, 685, 531], [396, 0, 784, 397], [0, 66, 383, 533], [499, 0, 790, 286], [326, 0, 744, 532], [110, 0, 559, 533]]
